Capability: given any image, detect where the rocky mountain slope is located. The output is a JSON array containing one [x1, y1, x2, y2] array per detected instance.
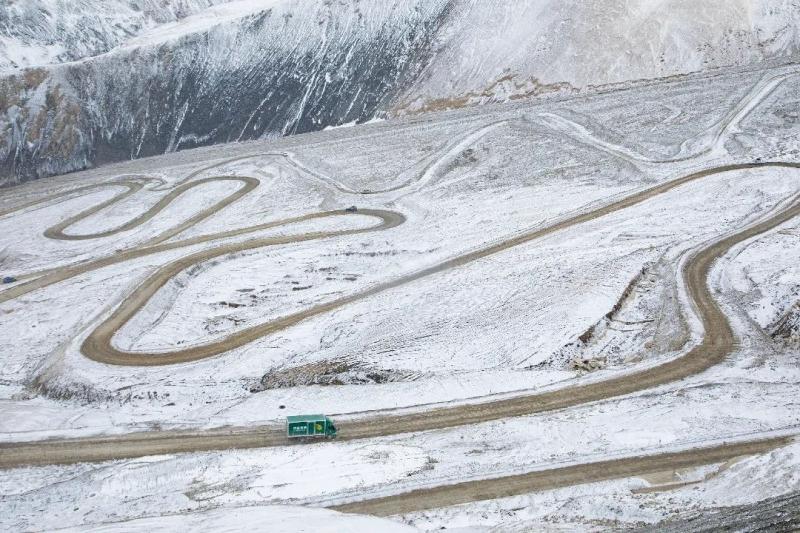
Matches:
[[1, 0, 799, 185], [0, 0, 230, 70]]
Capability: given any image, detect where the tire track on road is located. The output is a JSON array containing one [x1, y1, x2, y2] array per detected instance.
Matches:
[[536, 71, 796, 165]]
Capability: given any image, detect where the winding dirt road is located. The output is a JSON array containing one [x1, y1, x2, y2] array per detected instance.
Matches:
[[1, 162, 799, 480], [77, 162, 800, 365], [9, 162, 796, 366], [43, 176, 258, 243], [81, 207, 404, 365], [0, 179, 150, 220]]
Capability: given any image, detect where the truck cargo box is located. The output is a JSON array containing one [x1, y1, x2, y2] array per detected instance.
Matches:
[[286, 414, 337, 438]]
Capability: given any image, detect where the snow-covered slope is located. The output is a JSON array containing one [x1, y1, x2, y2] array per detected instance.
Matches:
[[1, 0, 800, 184], [66, 505, 417, 533], [397, 0, 800, 112], [0, 0, 233, 70]]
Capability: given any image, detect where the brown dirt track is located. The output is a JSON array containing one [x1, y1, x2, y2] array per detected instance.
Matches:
[[332, 436, 793, 515]]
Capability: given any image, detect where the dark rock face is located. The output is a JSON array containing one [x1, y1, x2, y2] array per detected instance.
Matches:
[[636, 491, 800, 533], [0, 68, 93, 182], [771, 302, 800, 344], [0, 1, 453, 185], [0, 0, 228, 70]]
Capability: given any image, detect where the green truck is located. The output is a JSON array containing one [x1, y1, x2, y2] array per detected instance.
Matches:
[[286, 414, 337, 439]]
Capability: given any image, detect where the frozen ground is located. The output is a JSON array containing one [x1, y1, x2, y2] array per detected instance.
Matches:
[[62, 505, 417, 533], [1, 62, 800, 530]]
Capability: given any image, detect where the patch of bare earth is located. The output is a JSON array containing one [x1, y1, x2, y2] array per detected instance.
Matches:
[[251, 360, 421, 392]]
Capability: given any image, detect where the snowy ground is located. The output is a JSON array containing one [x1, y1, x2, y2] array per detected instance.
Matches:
[[1, 62, 800, 530]]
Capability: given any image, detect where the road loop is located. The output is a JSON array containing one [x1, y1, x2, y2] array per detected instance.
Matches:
[[43, 176, 258, 243]]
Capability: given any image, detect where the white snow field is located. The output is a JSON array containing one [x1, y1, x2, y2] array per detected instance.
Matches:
[[1, 61, 800, 530]]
